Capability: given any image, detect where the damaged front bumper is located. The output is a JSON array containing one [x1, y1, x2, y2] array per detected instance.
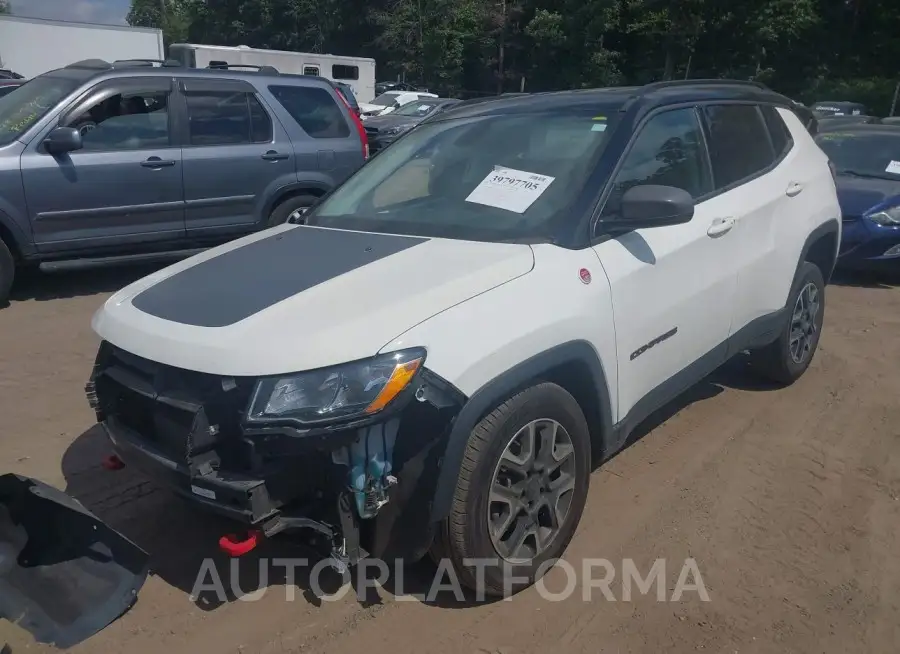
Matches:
[[85, 342, 466, 568], [0, 473, 149, 648]]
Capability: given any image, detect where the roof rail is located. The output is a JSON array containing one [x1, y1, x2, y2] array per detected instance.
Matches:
[[640, 78, 769, 92], [112, 58, 184, 68], [65, 59, 113, 70], [206, 63, 280, 75]]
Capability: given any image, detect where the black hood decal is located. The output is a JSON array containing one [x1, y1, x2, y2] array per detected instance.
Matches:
[[131, 227, 429, 327]]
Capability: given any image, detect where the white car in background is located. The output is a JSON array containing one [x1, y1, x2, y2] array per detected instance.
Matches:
[[359, 90, 438, 119]]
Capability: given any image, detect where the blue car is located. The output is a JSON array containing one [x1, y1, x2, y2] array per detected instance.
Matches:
[[815, 125, 900, 272]]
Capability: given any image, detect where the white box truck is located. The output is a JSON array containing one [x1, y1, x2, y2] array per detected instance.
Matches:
[[168, 43, 377, 103], [0, 15, 164, 79]]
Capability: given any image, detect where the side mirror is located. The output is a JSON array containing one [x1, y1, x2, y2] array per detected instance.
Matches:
[[44, 126, 83, 155], [614, 184, 694, 230]]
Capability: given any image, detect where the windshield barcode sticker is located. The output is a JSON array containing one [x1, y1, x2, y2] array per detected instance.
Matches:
[[885, 160, 900, 175], [465, 166, 555, 213]]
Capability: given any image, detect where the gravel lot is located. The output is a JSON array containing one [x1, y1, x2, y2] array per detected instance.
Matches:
[[1, 265, 899, 654]]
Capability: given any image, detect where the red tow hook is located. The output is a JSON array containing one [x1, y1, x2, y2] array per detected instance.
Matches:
[[218, 530, 262, 557], [101, 454, 125, 471]]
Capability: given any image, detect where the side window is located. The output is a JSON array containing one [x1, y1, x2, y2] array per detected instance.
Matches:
[[184, 91, 273, 146], [65, 89, 171, 151], [268, 85, 351, 138], [761, 105, 793, 158], [332, 65, 359, 80], [703, 104, 776, 189], [601, 107, 712, 218]]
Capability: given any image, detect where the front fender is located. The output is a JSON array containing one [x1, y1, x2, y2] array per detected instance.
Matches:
[[379, 247, 619, 523]]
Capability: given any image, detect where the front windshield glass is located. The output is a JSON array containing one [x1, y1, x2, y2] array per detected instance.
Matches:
[[393, 101, 439, 117], [0, 76, 77, 146], [370, 92, 401, 107], [308, 109, 618, 242], [816, 131, 900, 180]]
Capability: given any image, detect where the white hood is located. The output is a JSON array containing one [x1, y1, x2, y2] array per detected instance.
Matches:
[[93, 225, 534, 377]]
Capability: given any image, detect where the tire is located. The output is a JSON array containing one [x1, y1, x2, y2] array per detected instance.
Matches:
[[0, 238, 14, 307], [748, 261, 826, 385], [267, 194, 318, 228], [434, 382, 592, 598]]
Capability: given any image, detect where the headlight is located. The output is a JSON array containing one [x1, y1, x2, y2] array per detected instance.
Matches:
[[247, 348, 425, 425], [383, 126, 407, 136], [868, 206, 900, 226]]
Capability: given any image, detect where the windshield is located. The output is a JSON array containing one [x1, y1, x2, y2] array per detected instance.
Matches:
[[816, 131, 900, 180], [370, 92, 401, 107], [308, 109, 618, 242], [0, 76, 77, 146], [393, 101, 440, 117]]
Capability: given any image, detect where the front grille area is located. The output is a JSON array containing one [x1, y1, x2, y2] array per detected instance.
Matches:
[[90, 342, 256, 467]]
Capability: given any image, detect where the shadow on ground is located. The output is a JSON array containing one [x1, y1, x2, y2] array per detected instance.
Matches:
[[58, 356, 781, 613], [8, 264, 166, 303]]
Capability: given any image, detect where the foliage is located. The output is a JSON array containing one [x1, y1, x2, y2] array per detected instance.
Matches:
[[127, 0, 900, 113]]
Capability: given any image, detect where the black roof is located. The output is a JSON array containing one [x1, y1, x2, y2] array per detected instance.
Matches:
[[433, 79, 796, 122]]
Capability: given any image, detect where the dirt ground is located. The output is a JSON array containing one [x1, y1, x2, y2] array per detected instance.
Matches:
[[2, 265, 900, 654]]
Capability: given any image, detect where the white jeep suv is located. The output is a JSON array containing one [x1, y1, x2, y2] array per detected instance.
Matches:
[[85, 80, 840, 597]]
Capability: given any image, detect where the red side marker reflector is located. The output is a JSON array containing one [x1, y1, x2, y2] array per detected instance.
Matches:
[[579, 268, 592, 284], [101, 454, 125, 470], [218, 530, 261, 557]]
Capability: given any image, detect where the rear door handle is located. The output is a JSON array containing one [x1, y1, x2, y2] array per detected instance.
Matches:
[[786, 182, 804, 197], [707, 216, 736, 237], [261, 151, 289, 161], [141, 157, 175, 168]]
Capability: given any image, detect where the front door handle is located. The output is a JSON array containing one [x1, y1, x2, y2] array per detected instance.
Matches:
[[141, 157, 175, 168], [261, 151, 289, 161], [786, 182, 804, 197], [707, 216, 736, 238]]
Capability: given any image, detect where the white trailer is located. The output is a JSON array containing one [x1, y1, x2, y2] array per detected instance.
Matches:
[[0, 15, 164, 79], [168, 43, 377, 103]]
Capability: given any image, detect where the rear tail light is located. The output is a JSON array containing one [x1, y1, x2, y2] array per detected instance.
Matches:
[[336, 89, 368, 160]]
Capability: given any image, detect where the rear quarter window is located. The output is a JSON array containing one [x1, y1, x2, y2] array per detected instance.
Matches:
[[760, 105, 794, 158], [268, 85, 351, 138], [702, 104, 776, 190]]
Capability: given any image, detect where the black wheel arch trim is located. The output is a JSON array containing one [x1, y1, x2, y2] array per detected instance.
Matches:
[[429, 340, 613, 524], [0, 211, 34, 259], [797, 219, 840, 286], [264, 181, 332, 218]]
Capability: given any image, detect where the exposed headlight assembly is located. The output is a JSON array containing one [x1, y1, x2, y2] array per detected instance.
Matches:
[[247, 348, 425, 426], [868, 206, 900, 226]]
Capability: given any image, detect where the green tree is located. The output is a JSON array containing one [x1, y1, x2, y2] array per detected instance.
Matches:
[[0, 0, 9, 14], [127, 0, 191, 47]]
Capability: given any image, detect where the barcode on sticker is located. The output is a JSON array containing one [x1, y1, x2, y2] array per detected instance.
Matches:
[[191, 485, 216, 500]]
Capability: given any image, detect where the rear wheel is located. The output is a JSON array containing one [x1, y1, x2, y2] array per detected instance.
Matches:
[[748, 261, 825, 384], [267, 194, 318, 228], [434, 382, 591, 597], [0, 238, 14, 306]]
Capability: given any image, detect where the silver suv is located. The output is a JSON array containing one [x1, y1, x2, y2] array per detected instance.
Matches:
[[0, 59, 369, 304]]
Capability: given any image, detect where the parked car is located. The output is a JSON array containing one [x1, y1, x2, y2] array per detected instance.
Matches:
[[0, 59, 369, 304], [811, 100, 869, 117], [0, 79, 22, 98], [85, 79, 839, 596], [818, 115, 881, 129], [815, 124, 900, 272], [364, 97, 461, 153], [359, 90, 438, 119], [374, 80, 419, 96]]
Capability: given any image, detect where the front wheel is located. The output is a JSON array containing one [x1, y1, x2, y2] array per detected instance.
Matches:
[[748, 261, 826, 385], [267, 194, 318, 228], [434, 382, 592, 597]]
